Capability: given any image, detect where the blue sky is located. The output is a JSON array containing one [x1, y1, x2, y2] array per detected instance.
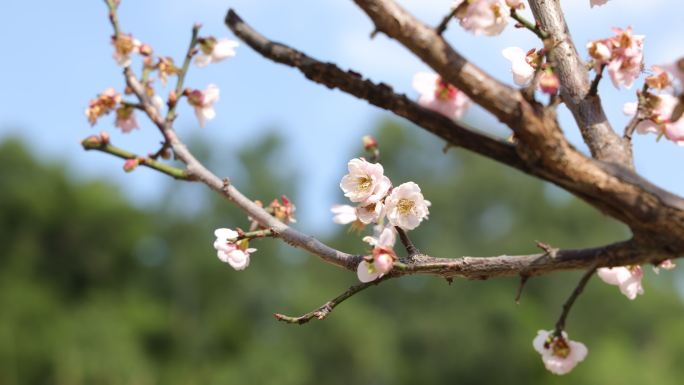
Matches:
[[1, 0, 683, 232]]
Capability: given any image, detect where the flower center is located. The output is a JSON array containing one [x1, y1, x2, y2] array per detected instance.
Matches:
[[435, 78, 457, 101], [550, 337, 571, 359], [357, 176, 372, 192], [397, 198, 415, 215]]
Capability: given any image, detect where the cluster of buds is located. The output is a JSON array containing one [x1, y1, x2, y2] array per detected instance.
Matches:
[[267, 195, 297, 224], [412, 72, 471, 120], [533, 330, 588, 375], [587, 27, 644, 89], [451, 0, 524, 37], [212, 228, 257, 271]]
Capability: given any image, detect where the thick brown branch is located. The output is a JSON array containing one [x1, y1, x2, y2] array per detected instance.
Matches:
[[225, 9, 528, 173], [528, 0, 633, 167]]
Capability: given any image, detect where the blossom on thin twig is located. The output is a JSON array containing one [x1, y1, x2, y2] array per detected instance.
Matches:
[[597, 265, 644, 300], [186, 84, 220, 128], [195, 37, 239, 67], [385, 182, 430, 231], [533, 330, 588, 375], [339, 158, 392, 204], [412, 72, 471, 120]]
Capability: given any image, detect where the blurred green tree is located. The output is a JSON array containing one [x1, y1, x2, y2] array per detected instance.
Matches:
[[1, 121, 683, 385]]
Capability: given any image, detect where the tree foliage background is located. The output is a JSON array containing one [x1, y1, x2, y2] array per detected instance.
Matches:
[[2, 120, 684, 384]]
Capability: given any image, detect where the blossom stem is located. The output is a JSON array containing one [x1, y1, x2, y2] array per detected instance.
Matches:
[[81, 136, 193, 180], [510, 10, 548, 40], [588, 64, 605, 96], [240, 229, 275, 240], [167, 25, 201, 123], [554, 264, 598, 336], [624, 84, 650, 140], [274, 278, 386, 325], [396, 226, 420, 258], [435, 7, 458, 35], [104, 0, 122, 37]]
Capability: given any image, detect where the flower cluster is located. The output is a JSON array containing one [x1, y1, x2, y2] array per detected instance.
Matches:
[[452, 0, 522, 36], [338, 158, 430, 231], [333, 157, 430, 282], [85, 88, 121, 126], [412, 72, 471, 120], [212, 228, 256, 271], [587, 27, 644, 89], [533, 330, 588, 375]]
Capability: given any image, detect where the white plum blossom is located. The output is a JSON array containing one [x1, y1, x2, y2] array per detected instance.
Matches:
[[412, 72, 471, 121], [501, 47, 536, 86], [590, 0, 610, 7], [385, 182, 430, 231], [597, 265, 644, 300], [331, 204, 358, 225], [356, 201, 384, 224], [357, 226, 397, 282], [339, 158, 392, 204], [453, 0, 509, 36], [533, 330, 588, 375], [187, 84, 220, 128], [195, 37, 239, 67], [213, 228, 255, 271]]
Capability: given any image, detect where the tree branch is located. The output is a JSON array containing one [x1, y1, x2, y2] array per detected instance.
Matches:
[[528, 0, 633, 167], [274, 278, 386, 324]]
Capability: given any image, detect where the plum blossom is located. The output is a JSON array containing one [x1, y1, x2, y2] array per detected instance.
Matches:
[[539, 71, 560, 95], [412, 72, 471, 121], [597, 265, 644, 300], [195, 37, 239, 67], [453, 0, 509, 36], [644, 65, 671, 90], [340, 158, 392, 204], [501, 47, 536, 86], [533, 330, 588, 375], [186, 84, 219, 128], [357, 226, 397, 282], [114, 105, 139, 133], [588, 27, 644, 89], [331, 204, 358, 225], [111, 34, 141, 67], [212, 228, 257, 271], [624, 94, 684, 145], [356, 201, 384, 224], [590, 0, 610, 7], [385, 182, 430, 231], [653, 259, 676, 274], [85, 88, 121, 126]]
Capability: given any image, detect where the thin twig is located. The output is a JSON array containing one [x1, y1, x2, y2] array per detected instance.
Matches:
[[554, 263, 598, 335], [166, 25, 200, 123], [510, 9, 548, 40], [274, 279, 385, 324], [395, 227, 420, 257], [81, 136, 192, 180], [515, 274, 530, 304], [588, 63, 605, 96], [435, 7, 458, 35]]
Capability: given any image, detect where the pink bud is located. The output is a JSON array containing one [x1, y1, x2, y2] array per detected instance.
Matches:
[[123, 158, 139, 172], [539, 71, 560, 94], [373, 253, 394, 274]]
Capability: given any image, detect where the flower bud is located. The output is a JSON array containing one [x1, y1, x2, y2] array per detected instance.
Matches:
[[123, 158, 139, 172]]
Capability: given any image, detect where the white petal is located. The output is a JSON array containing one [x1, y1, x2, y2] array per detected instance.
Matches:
[[357, 261, 380, 282], [412, 72, 439, 96]]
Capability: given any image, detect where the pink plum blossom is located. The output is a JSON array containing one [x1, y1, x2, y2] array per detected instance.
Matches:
[[114, 105, 139, 133], [539, 71, 560, 94], [453, 0, 509, 36], [533, 330, 588, 375], [662, 58, 684, 86], [385, 182, 430, 231], [412, 72, 471, 121], [187, 84, 219, 128], [195, 37, 239, 67], [597, 265, 644, 300], [590, 0, 610, 7], [357, 226, 397, 282], [339, 158, 392, 204], [362, 225, 396, 249], [624, 94, 684, 145], [112, 34, 141, 67], [501, 47, 536, 86], [331, 204, 358, 225], [589, 27, 644, 89]]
